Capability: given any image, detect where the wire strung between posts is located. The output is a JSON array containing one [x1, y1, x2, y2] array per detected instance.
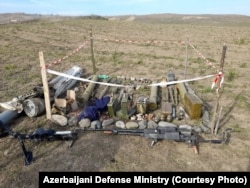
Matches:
[[45, 40, 89, 68], [189, 42, 218, 72], [94, 38, 185, 46]]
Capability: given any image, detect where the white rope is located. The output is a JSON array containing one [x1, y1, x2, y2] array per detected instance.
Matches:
[[148, 74, 215, 86], [47, 69, 131, 88], [47, 69, 215, 88]]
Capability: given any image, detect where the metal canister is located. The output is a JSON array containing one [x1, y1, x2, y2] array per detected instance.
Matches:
[[136, 97, 147, 114], [23, 98, 45, 118], [136, 102, 147, 114]]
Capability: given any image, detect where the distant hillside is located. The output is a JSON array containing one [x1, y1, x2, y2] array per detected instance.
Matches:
[[0, 13, 109, 24], [107, 13, 250, 26], [0, 13, 249, 26], [0, 13, 43, 24]]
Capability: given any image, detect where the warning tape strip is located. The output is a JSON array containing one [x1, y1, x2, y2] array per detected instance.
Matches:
[[148, 74, 215, 87], [47, 69, 215, 88], [95, 38, 185, 45], [47, 69, 130, 88], [189, 43, 218, 71], [45, 38, 185, 69], [46, 40, 89, 68]]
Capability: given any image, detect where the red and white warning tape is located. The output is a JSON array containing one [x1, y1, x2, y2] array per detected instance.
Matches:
[[43, 38, 220, 90], [211, 71, 224, 89], [189, 43, 218, 71], [95, 38, 185, 45], [45, 40, 89, 68]]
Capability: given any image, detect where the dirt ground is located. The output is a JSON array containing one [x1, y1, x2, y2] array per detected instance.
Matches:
[[0, 15, 250, 188]]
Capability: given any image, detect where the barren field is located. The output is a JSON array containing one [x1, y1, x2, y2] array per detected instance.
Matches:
[[0, 15, 250, 187]]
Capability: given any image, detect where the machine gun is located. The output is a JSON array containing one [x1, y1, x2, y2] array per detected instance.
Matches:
[[78, 126, 230, 154], [0, 120, 77, 166]]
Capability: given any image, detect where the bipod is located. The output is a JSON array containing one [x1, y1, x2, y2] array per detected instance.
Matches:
[[16, 134, 33, 166], [1, 121, 77, 166]]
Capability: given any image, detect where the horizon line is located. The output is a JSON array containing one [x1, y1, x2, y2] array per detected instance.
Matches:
[[0, 12, 249, 17]]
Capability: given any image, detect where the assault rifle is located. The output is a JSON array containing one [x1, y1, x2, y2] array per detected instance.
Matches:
[[0, 121, 77, 166], [78, 126, 230, 154]]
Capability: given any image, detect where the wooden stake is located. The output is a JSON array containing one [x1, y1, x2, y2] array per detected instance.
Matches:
[[184, 38, 189, 79], [39, 51, 52, 120], [210, 44, 227, 134], [214, 106, 223, 135], [89, 26, 97, 74]]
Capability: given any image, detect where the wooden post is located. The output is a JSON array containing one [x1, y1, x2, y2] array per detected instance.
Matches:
[[219, 44, 227, 72], [210, 44, 227, 134], [39, 51, 52, 120], [184, 38, 189, 79], [214, 106, 223, 135], [89, 26, 97, 74]]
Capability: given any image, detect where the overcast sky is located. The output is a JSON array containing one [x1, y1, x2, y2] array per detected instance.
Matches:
[[0, 0, 249, 16]]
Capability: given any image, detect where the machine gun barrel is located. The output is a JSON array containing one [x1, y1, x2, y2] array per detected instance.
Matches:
[[81, 126, 198, 148], [80, 126, 229, 154]]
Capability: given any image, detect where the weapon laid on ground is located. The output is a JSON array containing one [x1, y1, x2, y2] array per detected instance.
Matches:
[[0, 120, 77, 166], [77, 126, 230, 154]]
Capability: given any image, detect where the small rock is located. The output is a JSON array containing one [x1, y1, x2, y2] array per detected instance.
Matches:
[[91, 120, 102, 129], [115, 121, 126, 129], [147, 120, 158, 128], [52, 114, 68, 126], [102, 118, 115, 127], [96, 121, 102, 129], [138, 120, 147, 129], [79, 118, 91, 128], [68, 116, 79, 126], [4, 149, 9, 156], [125, 121, 139, 129], [158, 121, 177, 127]]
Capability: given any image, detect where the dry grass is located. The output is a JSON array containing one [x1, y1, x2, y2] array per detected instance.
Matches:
[[0, 15, 250, 187]]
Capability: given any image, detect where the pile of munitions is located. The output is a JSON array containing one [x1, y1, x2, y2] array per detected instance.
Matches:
[[0, 66, 214, 134], [0, 66, 230, 165]]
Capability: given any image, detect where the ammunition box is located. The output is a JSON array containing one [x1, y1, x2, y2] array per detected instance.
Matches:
[[161, 101, 172, 116], [184, 93, 203, 120], [121, 93, 129, 116], [176, 82, 187, 105]]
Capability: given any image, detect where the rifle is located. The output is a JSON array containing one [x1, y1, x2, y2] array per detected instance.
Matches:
[[77, 126, 230, 154], [0, 121, 77, 166]]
